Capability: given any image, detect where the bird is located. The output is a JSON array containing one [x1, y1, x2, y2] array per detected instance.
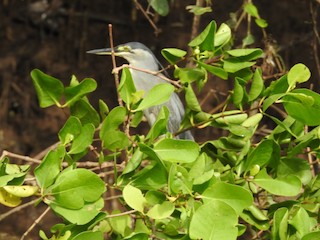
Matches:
[[87, 42, 193, 140]]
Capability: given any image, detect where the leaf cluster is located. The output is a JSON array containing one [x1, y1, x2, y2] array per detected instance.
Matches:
[[1, 6, 320, 240]]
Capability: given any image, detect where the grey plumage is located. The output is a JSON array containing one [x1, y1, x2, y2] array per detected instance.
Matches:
[[87, 42, 193, 140]]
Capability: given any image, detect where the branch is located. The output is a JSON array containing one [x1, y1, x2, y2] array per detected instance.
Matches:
[[20, 206, 51, 240], [108, 24, 123, 107], [0, 198, 39, 222], [133, 0, 161, 35], [113, 64, 182, 89], [105, 209, 137, 218]]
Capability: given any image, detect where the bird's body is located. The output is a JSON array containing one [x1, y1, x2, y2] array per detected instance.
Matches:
[[87, 42, 193, 140]]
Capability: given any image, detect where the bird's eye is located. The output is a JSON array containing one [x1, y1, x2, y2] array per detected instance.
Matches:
[[118, 45, 132, 52]]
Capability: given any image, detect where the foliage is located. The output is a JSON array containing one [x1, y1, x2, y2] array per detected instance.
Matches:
[[1, 2, 320, 240]]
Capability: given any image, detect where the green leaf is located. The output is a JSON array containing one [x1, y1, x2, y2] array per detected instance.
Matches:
[[0, 159, 30, 187], [35, 146, 65, 189], [59, 116, 82, 145], [189, 20, 216, 51], [72, 231, 103, 240], [148, 0, 169, 16], [202, 182, 253, 214], [189, 200, 238, 240], [186, 5, 212, 15], [277, 158, 312, 185], [248, 68, 264, 101], [58, 116, 95, 154], [244, 3, 259, 17], [64, 78, 97, 107], [134, 84, 174, 112], [214, 23, 231, 47], [50, 198, 104, 225], [232, 78, 244, 106], [185, 83, 201, 112], [255, 18, 268, 28], [214, 112, 248, 125], [283, 89, 320, 126], [147, 201, 175, 219], [161, 48, 187, 65], [197, 61, 228, 80], [174, 67, 205, 84], [70, 99, 100, 127], [189, 153, 215, 185], [100, 106, 126, 139], [118, 67, 136, 106], [245, 139, 278, 172], [131, 161, 167, 190], [264, 75, 289, 96], [153, 138, 200, 163], [240, 211, 270, 230], [288, 63, 311, 87], [227, 48, 263, 59], [146, 106, 169, 142], [262, 93, 286, 111], [51, 168, 106, 209], [223, 58, 255, 73], [123, 184, 146, 212], [168, 164, 192, 194], [101, 130, 130, 152], [289, 207, 313, 237], [302, 231, 320, 240], [242, 34, 255, 46], [253, 169, 301, 196], [272, 208, 288, 240], [99, 99, 109, 119], [68, 123, 95, 154], [30, 69, 64, 107], [241, 113, 263, 128], [122, 149, 143, 175], [108, 210, 131, 236]]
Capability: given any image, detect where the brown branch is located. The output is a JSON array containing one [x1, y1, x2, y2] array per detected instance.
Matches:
[[20, 206, 51, 240], [113, 64, 182, 89], [0, 198, 39, 222], [108, 24, 123, 107], [133, 0, 161, 35], [1, 150, 41, 164], [105, 209, 137, 218]]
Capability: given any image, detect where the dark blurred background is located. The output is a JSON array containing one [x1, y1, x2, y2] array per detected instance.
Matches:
[[0, 0, 319, 238]]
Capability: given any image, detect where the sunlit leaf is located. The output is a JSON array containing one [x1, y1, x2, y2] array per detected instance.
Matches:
[[190, 200, 238, 240], [134, 84, 174, 112], [123, 184, 146, 212], [253, 169, 301, 196], [202, 182, 253, 214], [51, 168, 106, 209], [189, 20, 216, 51], [64, 78, 97, 107], [31, 69, 64, 107], [161, 48, 187, 64], [154, 138, 200, 163]]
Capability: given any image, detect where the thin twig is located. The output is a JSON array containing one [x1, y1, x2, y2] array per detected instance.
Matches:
[[1, 150, 41, 164], [113, 64, 182, 89], [0, 198, 39, 222], [133, 0, 161, 35], [108, 24, 123, 107], [105, 209, 137, 218], [20, 206, 51, 240], [305, 126, 316, 177]]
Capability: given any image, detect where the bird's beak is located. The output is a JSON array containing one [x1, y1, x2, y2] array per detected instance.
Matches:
[[86, 48, 115, 55]]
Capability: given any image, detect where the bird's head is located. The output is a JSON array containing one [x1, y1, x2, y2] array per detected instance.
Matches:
[[87, 42, 161, 71]]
